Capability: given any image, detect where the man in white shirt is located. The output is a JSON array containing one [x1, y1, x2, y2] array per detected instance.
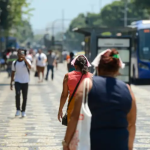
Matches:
[[10, 49, 31, 117], [26, 51, 33, 63], [35, 49, 47, 82]]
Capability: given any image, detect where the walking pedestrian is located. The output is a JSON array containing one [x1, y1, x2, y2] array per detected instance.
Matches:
[[35, 49, 47, 82], [58, 55, 92, 124], [26, 51, 33, 63], [67, 52, 75, 72], [55, 52, 59, 70], [10, 49, 31, 117], [26, 51, 34, 71], [45, 50, 56, 81], [62, 49, 136, 150]]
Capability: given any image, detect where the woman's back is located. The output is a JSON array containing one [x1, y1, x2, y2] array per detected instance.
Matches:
[[68, 71, 91, 96], [88, 76, 132, 150]]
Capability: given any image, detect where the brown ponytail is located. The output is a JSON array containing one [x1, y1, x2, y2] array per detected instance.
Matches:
[[98, 49, 120, 73]]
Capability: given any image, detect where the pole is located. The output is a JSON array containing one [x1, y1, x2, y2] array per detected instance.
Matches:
[[124, 0, 128, 27], [62, 10, 65, 33], [89, 4, 94, 13], [99, 0, 102, 11]]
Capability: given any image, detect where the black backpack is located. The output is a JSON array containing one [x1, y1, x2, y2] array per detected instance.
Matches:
[[14, 60, 30, 74]]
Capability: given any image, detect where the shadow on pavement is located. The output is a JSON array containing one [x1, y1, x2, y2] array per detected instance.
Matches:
[[0, 84, 10, 86], [0, 84, 48, 86]]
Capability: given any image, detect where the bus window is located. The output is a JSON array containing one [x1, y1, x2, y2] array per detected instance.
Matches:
[[138, 29, 150, 61]]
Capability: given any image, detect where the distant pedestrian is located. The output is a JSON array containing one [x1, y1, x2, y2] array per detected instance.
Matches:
[[67, 52, 75, 72], [0, 58, 5, 69], [35, 49, 47, 82], [58, 55, 92, 124], [45, 50, 56, 81], [7, 50, 17, 77], [10, 49, 31, 117], [26, 51, 33, 63], [26, 51, 34, 71], [55, 52, 59, 70], [62, 49, 136, 150]]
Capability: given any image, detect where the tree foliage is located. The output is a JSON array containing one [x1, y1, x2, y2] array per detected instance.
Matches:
[[65, 0, 149, 51], [0, 0, 33, 31], [15, 21, 34, 43], [101, 1, 149, 28], [65, 13, 102, 50], [133, 0, 150, 10]]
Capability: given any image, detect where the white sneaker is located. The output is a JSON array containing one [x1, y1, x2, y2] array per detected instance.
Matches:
[[15, 110, 20, 116], [22, 112, 26, 117]]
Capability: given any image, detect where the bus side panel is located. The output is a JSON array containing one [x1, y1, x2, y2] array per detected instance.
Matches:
[[138, 68, 150, 78]]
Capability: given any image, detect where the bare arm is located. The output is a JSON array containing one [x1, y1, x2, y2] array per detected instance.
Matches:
[[63, 79, 92, 149], [58, 74, 69, 122], [44, 58, 47, 63], [24, 58, 31, 69], [10, 71, 15, 90], [44, 55, 47, 63], [53, 59, 57, 66], [127, 85, 137, 150], [21, 54, 31, 69], [67, 64, 69, 72]]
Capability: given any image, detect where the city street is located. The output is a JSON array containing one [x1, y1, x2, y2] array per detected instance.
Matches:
[[0, 63, 150, 150]]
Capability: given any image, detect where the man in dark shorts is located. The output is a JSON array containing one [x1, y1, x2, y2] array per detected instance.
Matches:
[[35, 49, 47, 82]]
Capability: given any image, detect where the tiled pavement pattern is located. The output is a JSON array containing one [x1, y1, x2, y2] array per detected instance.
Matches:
[[0, 63, 150, 150]]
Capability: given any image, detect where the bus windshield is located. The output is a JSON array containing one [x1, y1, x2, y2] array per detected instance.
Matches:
[[139, 29, 150, 61]]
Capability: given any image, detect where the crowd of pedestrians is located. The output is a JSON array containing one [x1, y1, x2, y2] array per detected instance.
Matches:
[[6, 48, 58, 118], [0, 47, 137, 150]]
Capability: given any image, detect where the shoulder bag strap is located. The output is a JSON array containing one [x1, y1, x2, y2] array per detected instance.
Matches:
[[67, 74, 83, 110], [14, 60, 17, 71]]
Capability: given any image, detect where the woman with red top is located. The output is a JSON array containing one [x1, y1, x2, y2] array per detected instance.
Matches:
[[58, 55, 92, 123]]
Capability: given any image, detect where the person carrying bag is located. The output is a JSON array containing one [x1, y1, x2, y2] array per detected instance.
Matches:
[[62, 74, 83, 126], [58, 55, 92, 126], [62, 78, 92, 150]]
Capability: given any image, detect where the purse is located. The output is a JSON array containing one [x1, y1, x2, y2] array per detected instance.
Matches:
[[62, 74, 83, 126], [34, 71, 38, 77]]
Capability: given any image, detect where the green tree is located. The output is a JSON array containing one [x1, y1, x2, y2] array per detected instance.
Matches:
[[14, 21, 34, 43], [0, 0, 32, 32], [133, 0, 150, 9], [65, 13, 102, 50], [65, 0, 149, 51], [101, 1, 149, 28]]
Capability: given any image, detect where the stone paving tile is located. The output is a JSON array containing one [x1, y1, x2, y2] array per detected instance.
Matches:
[[0, 65, 150, 149]]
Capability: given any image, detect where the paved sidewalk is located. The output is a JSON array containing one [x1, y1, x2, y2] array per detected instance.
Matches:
[[0, 64, 67, 150], [0, 64, 150, 150]]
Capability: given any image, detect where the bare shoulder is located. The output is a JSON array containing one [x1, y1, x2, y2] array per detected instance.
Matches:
[[64, 73, 68, 82], [87, 72, 93, 80], [126, 84, 136, 102], [126, 84, 132, 93]]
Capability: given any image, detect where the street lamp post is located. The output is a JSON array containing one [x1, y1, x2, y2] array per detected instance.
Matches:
[[124, 0, 128, 27], [52, 19, 71, 36], [52, 19, 61, 36]]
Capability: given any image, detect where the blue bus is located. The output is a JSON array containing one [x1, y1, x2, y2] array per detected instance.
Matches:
[[128, 20, 150, 84], [0, 37, 19, 49]]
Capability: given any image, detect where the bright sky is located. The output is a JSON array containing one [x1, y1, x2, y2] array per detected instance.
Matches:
[[30, 0, 114, 32]]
